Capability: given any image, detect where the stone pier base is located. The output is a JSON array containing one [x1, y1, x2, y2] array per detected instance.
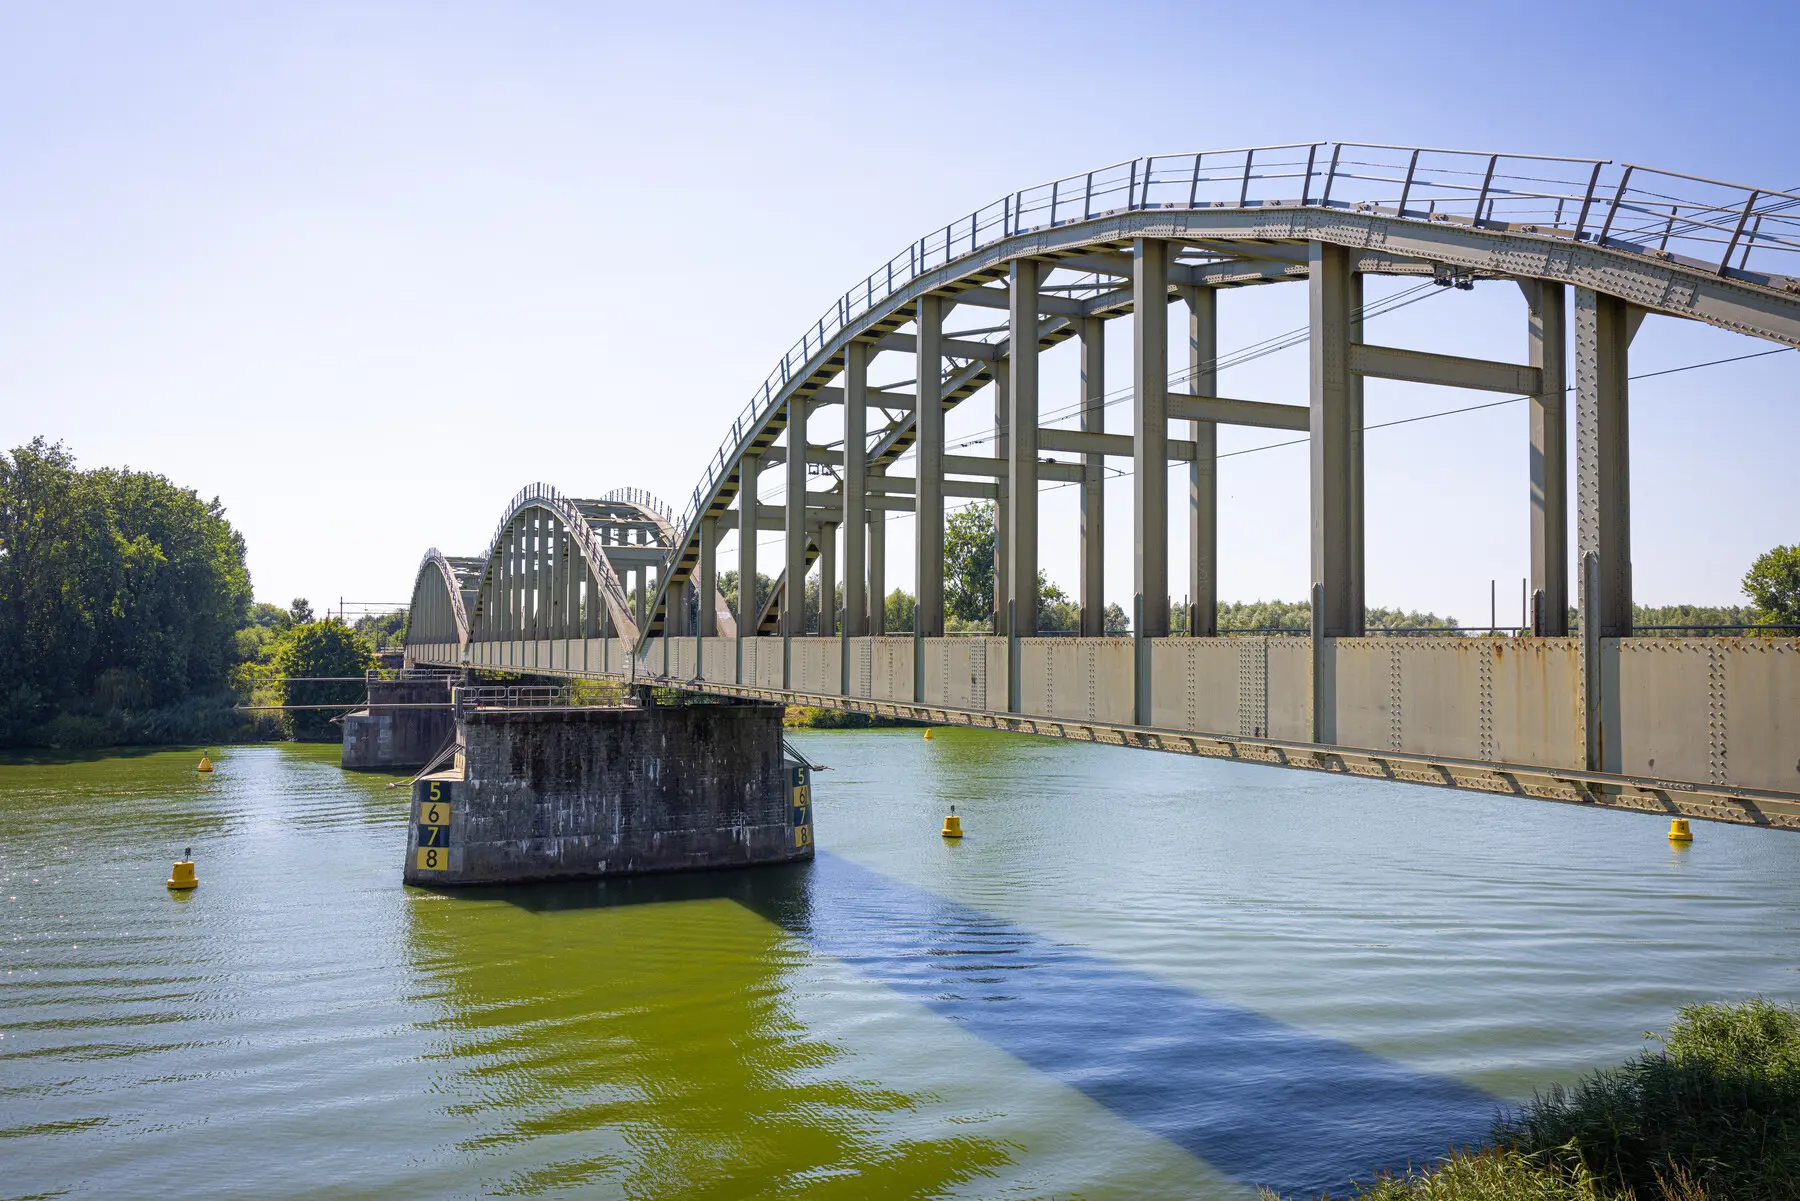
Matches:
[[342, 676, 456, 771], [404, 696, 812, 886]]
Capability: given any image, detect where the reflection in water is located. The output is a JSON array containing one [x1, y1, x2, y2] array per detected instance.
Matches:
[[405, 867, 1016, 1198]]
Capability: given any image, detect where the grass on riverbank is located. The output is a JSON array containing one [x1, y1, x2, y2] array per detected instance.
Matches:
[[1285, 999, 1800, 1201], [782, 705, 923, 729]]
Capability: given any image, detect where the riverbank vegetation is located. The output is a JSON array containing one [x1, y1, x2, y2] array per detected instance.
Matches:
[[1, 439, 401, 749], [1313, 998, 1800, 1201]]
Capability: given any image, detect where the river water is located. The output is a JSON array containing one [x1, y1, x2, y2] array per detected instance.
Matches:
[[4, 731, 1798, 1199]]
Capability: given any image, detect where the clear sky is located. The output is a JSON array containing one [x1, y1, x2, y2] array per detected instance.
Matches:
[[4, 0, 1796, 623]]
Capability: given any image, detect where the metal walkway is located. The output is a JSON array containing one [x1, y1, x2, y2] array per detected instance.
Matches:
[[402, 142, 1800, 831]]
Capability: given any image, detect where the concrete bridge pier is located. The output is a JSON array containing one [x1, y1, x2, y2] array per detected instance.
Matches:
[[403, 690, 813, 886]]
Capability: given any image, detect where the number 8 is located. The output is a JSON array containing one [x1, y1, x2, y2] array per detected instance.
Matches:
[[426, 849, 439, 868]]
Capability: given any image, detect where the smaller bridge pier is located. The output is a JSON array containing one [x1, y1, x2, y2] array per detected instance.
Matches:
[[342, 672, 458, 771], [404, 688, 813, 886]]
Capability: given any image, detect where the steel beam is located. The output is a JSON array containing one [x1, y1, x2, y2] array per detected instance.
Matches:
[[818, 521, 837, 637], [737, 450, 758, 683], [915, 294, 946, 657], [1576, 286, 1633, 642], [874, 330, 1001, 361], [843, 341, 869, 637], [1167, 393, 1310, 430], [944, 285, 1085, 318], [1008, 258, 1041, 639], [1349, 270, 1365, 635], [1080, 316, 1105, 637], [992, 360, 1010, 634], [1310, 241, 1361, 638], [1524, 280, 1568, 635], [868, 472, 886, 635], [1133, 237, 1170, 725], [785, 392, 808, 647], [1350, 343, 1543, 395], [1183, 285, 1218, 636], [698, 517, 718, 636]]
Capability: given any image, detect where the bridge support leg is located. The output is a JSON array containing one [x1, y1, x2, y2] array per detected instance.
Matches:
[[867, 478, 886, 635], [1348, 270, 1365, 632], [1575, 287, 1637, 771], [993, 359, 1009, 636], [1008, 260, 1040, 641], [818, 521, 838, 639], [843, 341, 868, 638], [1525, 280, 1569, 636], [1310, 242, 1361, 744], [698, 517, 718, 638], [736, 452, 758, 684], [1080, 316, 1105, 637], [1133, 238, 1170, 725], [915, 293, 945, 700], [785, 393, 807, 689], [1181, 286, 1218, 637]]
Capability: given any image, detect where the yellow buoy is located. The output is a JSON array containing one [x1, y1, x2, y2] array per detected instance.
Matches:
[[196, 750, 214, 773], [923, 728, 935, 741], [941, 805, 963, 839], [1669, 818, 1693, 843], [167, 847, 198, 890]]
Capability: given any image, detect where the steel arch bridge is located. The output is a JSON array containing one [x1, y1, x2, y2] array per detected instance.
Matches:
[[403, 141, 1800, 831]]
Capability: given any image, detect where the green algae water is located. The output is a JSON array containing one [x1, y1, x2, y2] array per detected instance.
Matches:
[[5, 733, 1800, 1199]]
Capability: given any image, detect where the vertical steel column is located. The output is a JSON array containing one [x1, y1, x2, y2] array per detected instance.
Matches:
[[1007, 260, 1040, 640], [914, 295, 946, 644], [818, 521, 838, 638], [1182, 287, 1218, 636], [1080, 316, 1106, 636], [867, 478, 886, 635], [527, 514, 542, 642], [786, 394, 808, 642], [1575, 288, 1632, 638], [1310, 242, 1358, 747], [564, 524, 580, 640], [547, 519, 563, 668], [1132, 239, 1169, 725], [992, 359, 1010, 634], [1309, 241, 1359, 637], [1576, 287, 1634, 772], [698, 517, 718, 637], [842, 341, 869, 637], [1525, 280, 1569, 635], [633, 567, 646, 632], [1347, 271, 1365, 630], [737, 452, 759, 683]]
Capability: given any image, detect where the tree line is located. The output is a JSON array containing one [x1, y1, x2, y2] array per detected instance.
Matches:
[[718, 503, 1800, 636], [0, 439, 405, 749]]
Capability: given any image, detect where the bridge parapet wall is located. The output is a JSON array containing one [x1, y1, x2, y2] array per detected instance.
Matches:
[[1609, 637, 1800, 793]]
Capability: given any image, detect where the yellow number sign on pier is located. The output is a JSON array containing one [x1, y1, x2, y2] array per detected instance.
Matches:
[[415, 780, 453, 872]]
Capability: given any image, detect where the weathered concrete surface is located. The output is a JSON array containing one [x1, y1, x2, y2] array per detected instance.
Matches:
[[403, 698, 812, 886], [342, 678, 456, 771]]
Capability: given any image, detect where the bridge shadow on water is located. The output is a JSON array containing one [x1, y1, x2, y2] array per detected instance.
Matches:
[[443, 853, 1501, 1197]]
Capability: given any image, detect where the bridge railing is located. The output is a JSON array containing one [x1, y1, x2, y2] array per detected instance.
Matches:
[[671, 142, 1800, 553]]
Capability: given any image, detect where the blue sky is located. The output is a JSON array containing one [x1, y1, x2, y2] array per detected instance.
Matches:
[[3, 1, 1796, 620]]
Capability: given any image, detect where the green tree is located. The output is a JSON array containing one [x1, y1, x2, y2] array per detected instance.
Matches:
[[354, 608, 407, 650], [272, 618, 372, 741], [0, 438, 252, 745], [884, 588, 915, 633], [944, 503, 996, 623], [1744, 544, 1800, 629], [718, 570, 774, 626]]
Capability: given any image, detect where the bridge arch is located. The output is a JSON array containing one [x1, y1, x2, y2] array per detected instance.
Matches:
[[402, 548, 485, 665], [630, 143, 1800, 649], [401, 142, 1800, 830]]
